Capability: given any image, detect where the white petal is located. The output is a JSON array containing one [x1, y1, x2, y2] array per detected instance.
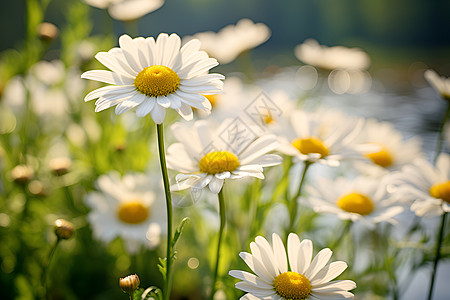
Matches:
[[312, 280, 356, 292], [229, 270, 273, 289], [304, 248, 332, 279], [310, 261, 348, 285], [81, 70, 134, 85], [149, 104, 166, 124], [297, 239, 313, 274], [136, 98, 156, 117], [238, 252, 274, 284], [208, 176, 224, 194], [176, 103, 194, 121], [239, 135, 279, 165], [157, 96, 171, 108], [287, 233, 301, 273], [272, 233, 288, 274]]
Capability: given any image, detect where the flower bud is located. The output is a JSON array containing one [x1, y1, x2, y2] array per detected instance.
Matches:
[[119, 274, 140, 294], [49, 157, 72, 176], [10, 165, 33, 184], [54, 219, 74, 240], [37, 22, 59, 42]]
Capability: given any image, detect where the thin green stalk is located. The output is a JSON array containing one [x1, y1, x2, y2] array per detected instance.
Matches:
[[329, 220, 351, 250], [427, 100, 450, 299], [287, 161, 311, 235], [42, 238, 61, 300], [427, 212, 447, 300], [156, 124, 173, 300], [434, 102, 450, 164], [210, 188, 226, 300]]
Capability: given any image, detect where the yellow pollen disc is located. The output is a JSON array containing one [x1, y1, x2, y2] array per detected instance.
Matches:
[[264, 113, 275, 124], [337, 192, 374, 215], [203, 94, 218, 109], [430, 181, 450, 204], [365, 144, 393, 168], [198, 151, 240, 174], [291, 137, 329, 158], [117, 201, 149, 224], [134, 65, 180, 97], [273, 271, 312, 300]]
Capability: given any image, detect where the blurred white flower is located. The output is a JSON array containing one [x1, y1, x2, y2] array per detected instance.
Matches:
[[295, 39, 370, 71], [84, 0, 164, 22], [82, 33, 224, 124], [424, 69, 450, 100], [306, 176, 404, 228], [276, 108, 364, 167], [202, 77, 295, 130], [354, 118, 425, 177], [388, 153, 450, 217], [167, 119, 281, 194], [85, 171, 166, 253], [183, 19, 271, 64], [229, 233, 356, 299]]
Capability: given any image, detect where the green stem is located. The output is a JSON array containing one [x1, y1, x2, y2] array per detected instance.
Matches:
[[287, 161, 311, 235], [156, 124, 173, 300], [42, 238, 60, 300], [427, 212, 447, 300], [210, 188, 226, 300], [329, 220, 351, 250], [434, 101, 450, 164]]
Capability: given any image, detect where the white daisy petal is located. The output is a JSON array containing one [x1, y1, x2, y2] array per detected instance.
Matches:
[[287, 233, 301, 272], [272, 233, 288, 273], [297, 239, 313, 274], [310, 261, 348, 285], [81, 70, 134, 85], [304, 248, 333, 279], [136, 98, 156, 117], [149, 104, 166, 124], [208, 176, 224, 194]]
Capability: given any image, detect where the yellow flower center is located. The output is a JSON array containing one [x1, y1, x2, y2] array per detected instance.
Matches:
[[337, 192, 374, 215], [203, 94, 218, 109], [198, 151, 240, 174], [263, 113, 275, 124], [134, 65, 180, 97], [291, 137, 329, 158], [365, 144, 393, 168], [273, 271, 311, 300], [430, 181, 450, 204], [117, 201, 149, 224]]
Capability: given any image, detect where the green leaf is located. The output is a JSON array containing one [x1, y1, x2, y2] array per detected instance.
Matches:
[[171, 217, 189, 249], [157, 257, 167, 280], [135, 286, 162, 300]]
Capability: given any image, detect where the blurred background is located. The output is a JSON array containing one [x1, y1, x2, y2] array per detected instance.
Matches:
[[1, 0, 450, 299]]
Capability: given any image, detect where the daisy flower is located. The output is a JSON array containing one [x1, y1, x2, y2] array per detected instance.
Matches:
[[276, 108, 364, 167], [166, 119, 282, 194], [85, 171, 166, 253], [81, 33, 224, 124], [387, 153, 450, 217], [84, 0, 164, 22], [305, 176, 404, 228], [424, 69, 450, 100], [353, 118, 425, 176], [294, 39, 370, 71], [183, 19, 271, 64], [229, 233, 356, 299]]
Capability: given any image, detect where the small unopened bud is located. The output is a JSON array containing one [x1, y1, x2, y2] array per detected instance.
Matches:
[[54, 219, 74, 240], [11, 165, 33, 184], [49, 157, 72, 176], [37, 22, 59, 42], [119, 274, 140, 294]]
